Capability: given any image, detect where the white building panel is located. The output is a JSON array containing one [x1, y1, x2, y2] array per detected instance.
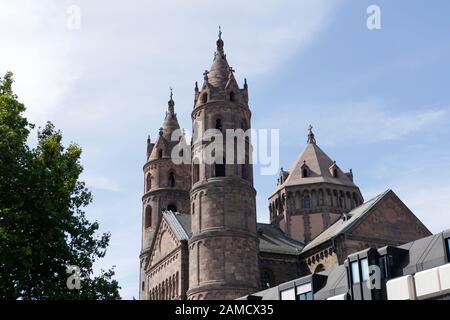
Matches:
[[386, 275, 416, 300], [327, 293, 347, 300], [414, 267, 441, 300], [438, 263, 450, 295]]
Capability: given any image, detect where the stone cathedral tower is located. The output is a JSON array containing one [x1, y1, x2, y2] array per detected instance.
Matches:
[[187, 31, 259, 300], [139, 93, 191, 299]]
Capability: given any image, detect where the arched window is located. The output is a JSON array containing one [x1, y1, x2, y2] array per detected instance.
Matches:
[[242, 164, 247, 180], [201, 93, 208, 103], [145, 206, 152, 228], [167, 204, 177, 212], [215, 119, 223, 132], [168, 172, 175, 188], [260, 270, 274, 289], [193, 163, 200, 184], [241, 119, 248, 131], [303, 195, 311, 208], [215, 159, 225, 177], [146, 174, 152, 192], [241, 138, 250, 181], [302, 168, 308, 178], [158, 149, 163, 159], [229, 91, 235, 101]]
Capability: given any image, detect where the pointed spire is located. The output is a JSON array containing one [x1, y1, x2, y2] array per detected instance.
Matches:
[[244, 78, 248, 90], [168, 87, 175, 114], [307, 125, 316, 144], [195, 81, 199, 92]]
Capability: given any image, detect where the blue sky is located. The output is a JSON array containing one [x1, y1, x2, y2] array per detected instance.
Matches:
[[1, 0, 450, 299]]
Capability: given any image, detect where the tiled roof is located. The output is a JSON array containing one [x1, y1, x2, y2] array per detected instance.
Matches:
[[162, 211, 191, 241], [301, 189, 391, 253], [276, 142, 357, 192], [257, 223, 304, 255]]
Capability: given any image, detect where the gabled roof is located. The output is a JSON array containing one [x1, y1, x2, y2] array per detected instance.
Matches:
[[301, 190, 391, 252], [162, 211, 191, 241], [257, 223, 304, 255], [158, 214, 304, 255]]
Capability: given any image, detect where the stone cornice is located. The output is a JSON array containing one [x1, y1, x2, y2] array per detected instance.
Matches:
[[142, 188, 190, 201], [189, 228, 258, 244], [190, 176, 256, 196]]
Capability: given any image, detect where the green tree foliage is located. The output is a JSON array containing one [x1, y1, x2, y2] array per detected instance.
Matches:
[[0, 72, 121, 299]]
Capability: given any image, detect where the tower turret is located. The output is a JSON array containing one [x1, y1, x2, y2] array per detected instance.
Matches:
[[188, 30, 259, 300], [139, 91, 191, 299]]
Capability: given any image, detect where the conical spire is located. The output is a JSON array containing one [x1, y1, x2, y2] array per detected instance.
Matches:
[[161, 89, 180, 139], [207, 27, 231, 88]]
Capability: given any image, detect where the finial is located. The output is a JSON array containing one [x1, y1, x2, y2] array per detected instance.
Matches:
[[168, 87, 175, 112], [147, 135, 151, 142], [216, 26, 224, 52], [203, 70, 209, 81], [159, 127, 163, 136], [307, 124, 316, 144], [195, 81, 199, 92]]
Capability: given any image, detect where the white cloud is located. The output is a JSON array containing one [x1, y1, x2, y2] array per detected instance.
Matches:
[[82, 174, 120, 192], [256, 100, 449, 147], [0, 0, 341, 299]]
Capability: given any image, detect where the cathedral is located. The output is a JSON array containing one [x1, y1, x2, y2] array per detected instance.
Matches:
[[139, 32, 431, 300]]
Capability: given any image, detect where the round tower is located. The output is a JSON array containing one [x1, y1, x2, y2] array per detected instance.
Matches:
[[139, 92, 191, 299], [187, 31, 259, 300]]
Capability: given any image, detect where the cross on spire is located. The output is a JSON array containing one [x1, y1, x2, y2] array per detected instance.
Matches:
[[216, 26, 224, 52], [168, 87, 175, 113], [307, 124, 316, 144], [203, 70, 209, 80]]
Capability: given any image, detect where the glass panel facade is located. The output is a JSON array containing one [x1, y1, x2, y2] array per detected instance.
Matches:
[[303, 196, 311, 208], [280, 288, 295, 300], [446, 238, 450, 261], [296, 291, 313, 300], [379, 256, 388, 279], [296, 283, 312, 294], [360, 258, 369, 282], [351, 261, 360, 284]]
